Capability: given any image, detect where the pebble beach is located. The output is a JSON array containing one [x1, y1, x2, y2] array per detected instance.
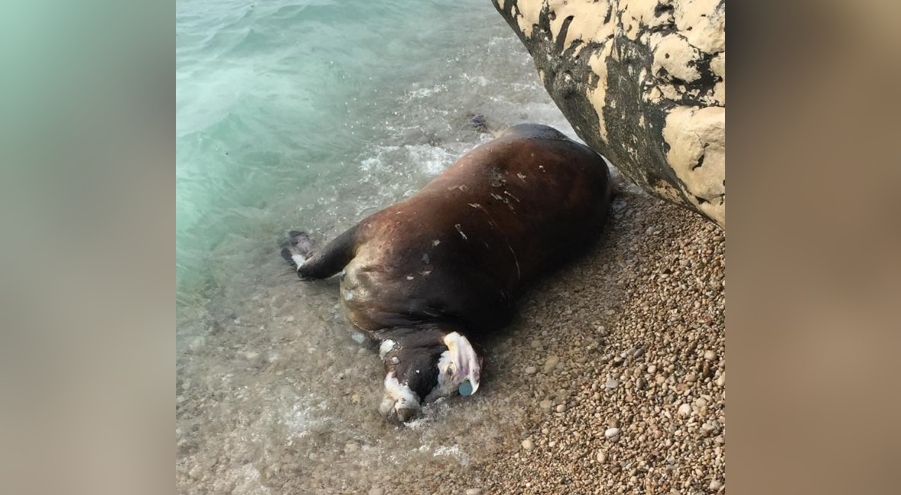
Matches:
[[472, 189, 726, 494], [176, 185, 725, 494]]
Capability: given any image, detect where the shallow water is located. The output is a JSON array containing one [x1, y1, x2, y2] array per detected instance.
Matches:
[[176, 0, 582, 492]]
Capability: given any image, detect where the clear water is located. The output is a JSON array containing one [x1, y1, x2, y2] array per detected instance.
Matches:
[[176, 0, 575, 303], [176, 0, 579, 492]]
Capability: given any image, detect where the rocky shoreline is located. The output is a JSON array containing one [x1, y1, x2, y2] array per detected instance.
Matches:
[[176, 186, 725, 495], [472, 189, 726, 494]]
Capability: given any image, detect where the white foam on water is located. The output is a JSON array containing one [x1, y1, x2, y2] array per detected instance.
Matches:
[[433, 445, 471, 466], [405, 144, 455, 176], [406, 84, 448, 100]]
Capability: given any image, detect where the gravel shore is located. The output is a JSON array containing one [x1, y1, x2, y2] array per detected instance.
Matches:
[[176, 187, 725, 494], [471, 188, 726, 494]]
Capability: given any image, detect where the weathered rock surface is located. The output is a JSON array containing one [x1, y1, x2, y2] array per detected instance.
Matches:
[[492, 0, 726, 228]]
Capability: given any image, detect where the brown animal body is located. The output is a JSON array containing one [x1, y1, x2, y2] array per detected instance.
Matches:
[[281, 124, 611, 422]]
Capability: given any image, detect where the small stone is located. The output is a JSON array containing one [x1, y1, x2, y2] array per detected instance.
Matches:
[[703, 350, 716, 360], [525, 366, 538, 375], [285, 315, 295, 323], [556, 404, 567, 413], [243, 351, 262, 364], [351, 394, 361, 405], [685, 373, 697, 383], [369, 488, 384, 495], [465, 489, 482, 495], [605, 378, 619, 390], [345, 442, 359, 453], [678, 403, 692, 417], [540, 399, 553, 411], [716, 372, 726, 387], [604, 428, 620, 440], [521, 439, 534, 450], [701, 421, 719, 436], [543, 355, 560, 373], [596, 450, 606, 463], [647, 364, 657, 374], [709, 480, 723, 491], [605, 309, 615, 316]]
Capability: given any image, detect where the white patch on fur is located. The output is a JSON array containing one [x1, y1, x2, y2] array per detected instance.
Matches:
[[291, 254, 306, 267], [379, 339, 396, 359], [381, 372, 420, 417], [427, 350, 458, 402]]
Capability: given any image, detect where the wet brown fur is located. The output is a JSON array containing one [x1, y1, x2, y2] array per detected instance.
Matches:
[[296, 124, 612, 341]]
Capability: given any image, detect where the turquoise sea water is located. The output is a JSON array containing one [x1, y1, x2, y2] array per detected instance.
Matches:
[[176, 0, 573, 312]]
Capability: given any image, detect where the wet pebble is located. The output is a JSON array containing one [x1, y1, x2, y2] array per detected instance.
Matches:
[[556, 404, 567, 413], [596, 450, 606, 463], [524, 366, 538, 375], [678, 403, 692, 417], [543, 355, 560, 373], [604, 428, 620, 440], [522, 439, 534, 450]]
